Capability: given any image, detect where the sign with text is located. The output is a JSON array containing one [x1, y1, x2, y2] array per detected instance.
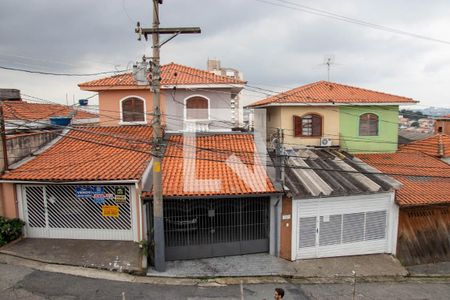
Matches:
[[114, 187, 127, 203], [92, 186, 105, 204], [75, 186, 93, 199], [102, 205, 119, 218]]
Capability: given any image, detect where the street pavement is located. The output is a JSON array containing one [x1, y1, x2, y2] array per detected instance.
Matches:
[[1, 263, 450, 300]]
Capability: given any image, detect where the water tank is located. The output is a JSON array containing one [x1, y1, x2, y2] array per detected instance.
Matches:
[[49, 116, 72, 126], [79, 99, 88, 106], [0, 88, 21, 101]]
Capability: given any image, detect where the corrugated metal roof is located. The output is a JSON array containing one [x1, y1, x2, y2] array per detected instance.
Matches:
[[284, 148, 401, 198]]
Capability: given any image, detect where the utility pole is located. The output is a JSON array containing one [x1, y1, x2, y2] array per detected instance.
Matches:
[[0, 100, 8, 174], [275, 128, 285, 185], [135, 0, 200, 272]]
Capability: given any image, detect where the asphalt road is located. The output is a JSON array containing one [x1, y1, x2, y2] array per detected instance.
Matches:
[[1, 263, 449, 300]]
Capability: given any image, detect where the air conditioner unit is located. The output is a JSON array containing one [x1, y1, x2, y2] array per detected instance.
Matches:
[[320, 137, 332, 147]]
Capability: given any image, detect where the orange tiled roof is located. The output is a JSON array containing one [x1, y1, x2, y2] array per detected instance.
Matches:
[[1, 126, 153, 182], [78, 63, 246, 90], [400, 134, 450, 158], [357, 151, 450, 207], [2, 100, 97, 121], [153, 134, 276, 197], [248, 81, 417, 107]]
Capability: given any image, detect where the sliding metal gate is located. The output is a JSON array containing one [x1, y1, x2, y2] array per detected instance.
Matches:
[[22, 185, 134, 241], [162, 197, 270, 260]]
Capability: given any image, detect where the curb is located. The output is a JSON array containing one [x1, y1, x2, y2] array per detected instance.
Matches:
[[0, 249, 145, 276], [1, 252, 449, 286]]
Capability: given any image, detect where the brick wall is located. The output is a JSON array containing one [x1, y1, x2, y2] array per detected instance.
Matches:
[[435, 119, 449, 134]]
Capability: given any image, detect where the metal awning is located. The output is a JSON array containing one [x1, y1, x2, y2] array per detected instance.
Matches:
[[284, 148, 402, 198]]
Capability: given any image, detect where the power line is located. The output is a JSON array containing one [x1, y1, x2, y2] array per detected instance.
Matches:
[[0, 65, 128, 77], [256, 0, 450, 46]]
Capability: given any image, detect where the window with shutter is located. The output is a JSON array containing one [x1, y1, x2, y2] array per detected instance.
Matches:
[[294, 114, 322, 137], [121, 97, 145, 123], [293, 115, 302, 137], [311, 114, 322, 136], [186, 96, 209, 120], [359, 113, 379, 136]]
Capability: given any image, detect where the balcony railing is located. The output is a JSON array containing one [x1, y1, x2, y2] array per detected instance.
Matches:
[[183, 120, 211, 132]]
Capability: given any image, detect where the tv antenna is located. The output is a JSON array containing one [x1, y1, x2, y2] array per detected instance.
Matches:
[[323, 55, 335, 81]]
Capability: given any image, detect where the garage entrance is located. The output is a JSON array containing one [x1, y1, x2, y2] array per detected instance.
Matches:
[[294, 193, 398, 259], [21, 184, 136, 241], [161, 197, 270, 260]]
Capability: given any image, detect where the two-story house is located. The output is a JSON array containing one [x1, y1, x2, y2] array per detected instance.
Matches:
[[248, 81, 417, 153], [78, 62, 245, 132]]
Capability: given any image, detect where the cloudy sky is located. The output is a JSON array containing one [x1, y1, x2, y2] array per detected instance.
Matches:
[[1, 0, 450, 108]]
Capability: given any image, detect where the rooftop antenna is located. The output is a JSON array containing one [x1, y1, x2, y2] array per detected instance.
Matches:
[[323, 54, 335, 81]]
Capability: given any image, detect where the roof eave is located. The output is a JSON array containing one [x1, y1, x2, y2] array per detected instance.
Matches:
[[248, 101, 417, 108], [0, 179, 139, 184], [142, 191, 282, 200]]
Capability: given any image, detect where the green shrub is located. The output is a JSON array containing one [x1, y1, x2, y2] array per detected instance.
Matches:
[[0, 216, 25, 246]]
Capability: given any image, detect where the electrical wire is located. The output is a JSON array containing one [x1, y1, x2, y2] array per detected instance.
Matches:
[[0, 65, 128, 77], [256, 0, 450, 45]]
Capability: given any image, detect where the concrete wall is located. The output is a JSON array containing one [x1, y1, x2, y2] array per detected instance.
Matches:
[[0, 183, 17, 218], [97, 88, 233, 131], [279, 196, 293, 260], [340, 105, 399, 153], [266, 107, 282, 140], [163, 88, 232, 132], [6, 131, 60, 165], [273, 106, 340, 147], [98, 89, 160, 126]]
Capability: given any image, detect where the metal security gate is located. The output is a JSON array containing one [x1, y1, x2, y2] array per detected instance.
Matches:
[[21, 185, 135, 240], [163, 197, 270, 260], [295, 194, 396, 259]]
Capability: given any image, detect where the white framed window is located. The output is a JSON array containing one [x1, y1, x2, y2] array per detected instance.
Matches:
[[120, 96, 147, 124], [184, 95, 210, 120]]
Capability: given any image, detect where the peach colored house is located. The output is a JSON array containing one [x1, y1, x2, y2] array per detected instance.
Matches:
[[78, 63, 245, 132]]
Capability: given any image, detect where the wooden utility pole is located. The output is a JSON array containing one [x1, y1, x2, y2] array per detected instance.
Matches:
[[136, 0, 200, 272]]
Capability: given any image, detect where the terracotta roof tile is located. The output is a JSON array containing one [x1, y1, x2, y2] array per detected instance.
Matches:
[[78, 63, 246, 89], [2, 100, 97, 121], [400, 134, 450, 158], [150, 134, 276, 197], [357, 151, 450, 207], [1, 126, 153, 182], [248, 81, 417, 107]]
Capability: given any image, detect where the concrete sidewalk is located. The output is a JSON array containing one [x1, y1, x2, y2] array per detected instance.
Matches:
[[407, 262, 450, 277], [147, 253, 408, 279], [0, 238, 144, 274]]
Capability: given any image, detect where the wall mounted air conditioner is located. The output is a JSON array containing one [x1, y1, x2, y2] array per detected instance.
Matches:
[[320, 137, 332, 147]]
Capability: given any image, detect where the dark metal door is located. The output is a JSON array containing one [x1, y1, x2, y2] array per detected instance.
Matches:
[[163, 197, 270, 260]]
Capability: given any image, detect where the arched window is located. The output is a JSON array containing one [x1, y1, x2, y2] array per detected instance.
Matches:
[[359, 113, 379, 136], [185, 96, 209, 120], [293, 114, 322, 137], [121, 97, 145, 123]]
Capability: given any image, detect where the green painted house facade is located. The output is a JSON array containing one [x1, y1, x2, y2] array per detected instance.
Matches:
[[339, 105, 399, 153]]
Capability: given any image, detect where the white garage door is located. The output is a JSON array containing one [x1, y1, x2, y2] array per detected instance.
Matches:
[[20, 185, 136, 241], [294, 193, 397, 259]]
